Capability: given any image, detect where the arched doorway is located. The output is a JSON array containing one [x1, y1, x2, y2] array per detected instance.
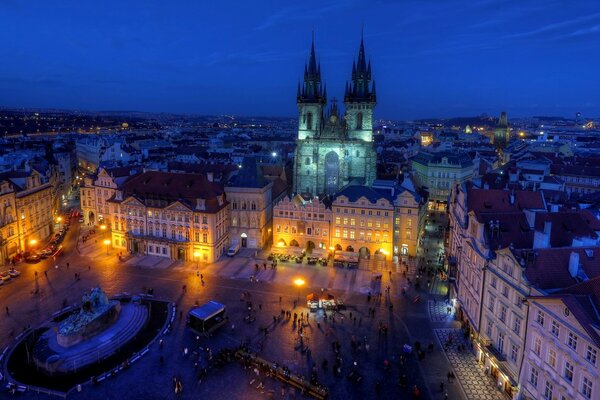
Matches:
[[240, 232, 248, 248], [88, 211, 95, 225], [277, 238, 287, 247], [325, 151, 339, 195], [359, 247, 370, 259], [346, 245, 355, 252], [335, 244, 342, 251], [177, 247, 185, 261], [290, 239, 299, 247], [306, 241, 315, 253]]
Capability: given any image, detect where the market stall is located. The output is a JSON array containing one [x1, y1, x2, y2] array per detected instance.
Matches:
[[333, 251, 359, 268]]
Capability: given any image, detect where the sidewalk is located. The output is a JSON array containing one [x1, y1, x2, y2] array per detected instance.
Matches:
[[435, 328, 505, 400]]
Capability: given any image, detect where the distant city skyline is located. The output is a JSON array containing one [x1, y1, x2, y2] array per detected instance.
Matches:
[[1, 0, 599, 119]]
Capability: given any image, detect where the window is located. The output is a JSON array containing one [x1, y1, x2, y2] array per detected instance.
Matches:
[[551, 321, 560, 338], [335, 217, 341, 225], [548, 349, 556, 368], [502, 285, 509, 298], [497, 332, 505, 354], [350, 231, 355, 239], [488, 296, 495, 312], [203, 233, 208, 243], [202, 216, 207, 224], [306, 113, 313, 130], [195, 232, 200, 242], [564, 361, 574, 382], [343, 218, 348, 225], [543, 381, 553, 400], [499, 305, 507, 323], [534, 337, 541, 356], [335, 229, 340, 238], [307, 227, 312, 235], [356, 112, 363, 129], [350, 218, 355, 226], [342, 230, 348, 239], [536, 311, 545, 326], [486, 320, 493, 336], [530, 367, 538, 387], [586, 346, 597, 365], [513, 317, 521, 335], [510, 344, 518, 362], [491, 276, 497, 288], [194, 215, 199, 223], [582, 376, 593, 399], [568, 332, 578, 350]]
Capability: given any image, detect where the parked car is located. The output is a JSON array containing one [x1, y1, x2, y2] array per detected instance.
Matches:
[[25, 254, 41, 263], [0, 272, 11, 282], [7, 268, 21, 277]]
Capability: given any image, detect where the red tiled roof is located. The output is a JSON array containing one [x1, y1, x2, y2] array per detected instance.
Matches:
[[523, 247, 600, 291], [120, 171, 226, 212], [478, 212, 534, 251], [467, 187, 545, 213], [534, 212, 598, 247]]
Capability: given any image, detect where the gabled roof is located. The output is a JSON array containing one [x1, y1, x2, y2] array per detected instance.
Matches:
[[119, 171, 226, 212], [227, 157, 268, 189], [332, 185, 393, 204]]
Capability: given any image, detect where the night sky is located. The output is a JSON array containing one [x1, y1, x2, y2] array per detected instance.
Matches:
[[1, 0, 599, 119]]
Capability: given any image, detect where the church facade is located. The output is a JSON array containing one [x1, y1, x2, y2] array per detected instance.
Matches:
[[293, 37, 377, 197]]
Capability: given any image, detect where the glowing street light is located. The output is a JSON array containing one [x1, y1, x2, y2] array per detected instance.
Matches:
[[294, 277, 305, 302], [103, 239, 111, 255], [29, 239, 38, 250], [194, 251, 200, 269], [271, 152, 277, 157]]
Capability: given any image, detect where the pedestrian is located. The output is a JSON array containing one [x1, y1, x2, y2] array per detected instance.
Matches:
[[66, 262, 70, 269], [440, 382, 444, 392], [259, 304, 262, 311], [200, 274, 203, 280], [44, 271, 48, 277], [279, 296, 282, 304], [5, 306, 9, 316]]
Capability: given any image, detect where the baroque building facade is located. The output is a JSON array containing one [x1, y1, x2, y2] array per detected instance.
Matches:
[[293, 37, 377, 197]]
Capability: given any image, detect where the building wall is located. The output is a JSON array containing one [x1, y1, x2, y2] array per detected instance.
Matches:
[[110, 197, 229, 264], [393, 190, 421, 257], [331, 195, 394, 258], [226, 183, 273, 249], [15, 178, 53, 253], [0, 182, 19, 265], [520, 299, 600, 400], [412, 156, 474, 202], [478, 249, 530, 398], [273, 196, 331, 251]]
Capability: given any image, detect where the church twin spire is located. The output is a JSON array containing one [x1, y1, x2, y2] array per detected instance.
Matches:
[[297, 34, 326, 104], [345, 36, 376, 103], [298, 33, 375, 106]]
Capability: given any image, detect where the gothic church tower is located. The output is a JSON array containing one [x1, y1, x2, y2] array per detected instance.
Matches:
[[293, 35, 377, 197]]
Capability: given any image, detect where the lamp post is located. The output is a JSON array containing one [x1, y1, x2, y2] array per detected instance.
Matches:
[[103, 239, 110, 255], [293, 278, 305, 303], [29, 239, 38, 253], [194, 251, 200, 269], [100, 224, 107, 238], [56, 216, 63, 230]]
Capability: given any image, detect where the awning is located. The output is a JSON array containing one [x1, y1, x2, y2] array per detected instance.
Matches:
[[309, 248, 328, 258], [334, 251, 359, 263]]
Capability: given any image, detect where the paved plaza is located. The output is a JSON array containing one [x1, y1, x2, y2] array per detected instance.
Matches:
[[0, 214, 504, 399]]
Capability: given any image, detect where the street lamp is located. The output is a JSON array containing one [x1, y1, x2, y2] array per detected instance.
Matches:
[[103, 239, 111, 255], [193, 251, 200, 269], [293, 278, 305, 302], [29, 239, 38, 252]]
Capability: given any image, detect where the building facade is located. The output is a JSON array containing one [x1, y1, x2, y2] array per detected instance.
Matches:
[[520, 282, 600, 400], [331, 186, 394, 259], [273, 194, 331, 251], [107, 171, 229, 263], [293, 37, 377, 197], [411, 151, 475, 204], [225, 157, 273, 249]]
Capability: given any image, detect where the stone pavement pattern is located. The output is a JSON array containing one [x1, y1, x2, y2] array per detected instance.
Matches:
[[435, 328, 505, 400]]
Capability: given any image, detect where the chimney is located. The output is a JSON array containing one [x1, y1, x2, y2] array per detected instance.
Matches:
[[207, 172, 214, 182], [568, 252, 580, 279], [509, 190, 515, 205], [115, 190, 123, 201], [544, 221, 552, 235], [196, 198, 206, 210]]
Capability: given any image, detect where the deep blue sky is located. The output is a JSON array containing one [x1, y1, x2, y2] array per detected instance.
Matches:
[[1, 0, 599, 119]]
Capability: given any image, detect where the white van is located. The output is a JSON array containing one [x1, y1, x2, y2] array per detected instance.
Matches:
[[227, 243, 240, 257]]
